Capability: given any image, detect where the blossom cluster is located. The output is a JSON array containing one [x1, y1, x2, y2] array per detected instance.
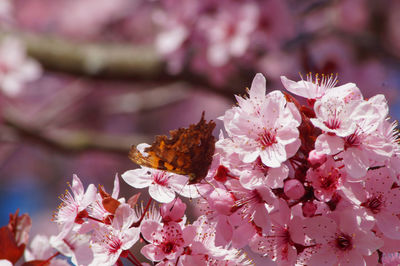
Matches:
[[1, 73, 400, 265]]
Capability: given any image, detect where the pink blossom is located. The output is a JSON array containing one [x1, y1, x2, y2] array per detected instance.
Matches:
[[141, 221, 187, 262], [122, 166, 201, 203], [0, 37, 42, 96], [50, 233, 93, 266], [90, 204, 140, 266], [250, 200, 307, 265], [24, 235, 69, 266], [306, 157, 346, 201], [344, 167, 400, 239], [304, 211, 383, 265], [222, 75, 301, 168], [54, 175, 97, 241], [229, 180, 276, 234]]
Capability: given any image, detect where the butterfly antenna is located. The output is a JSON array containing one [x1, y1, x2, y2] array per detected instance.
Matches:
[[169, 196, 178, 212]]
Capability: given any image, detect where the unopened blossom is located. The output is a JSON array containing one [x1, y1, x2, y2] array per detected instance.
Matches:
[[0, 37, 42, 96], [54, 175, 97, 241], [90, 204, 140, 266], [284, 179, 305, 200]]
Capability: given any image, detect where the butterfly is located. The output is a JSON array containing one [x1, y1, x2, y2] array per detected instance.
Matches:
[[129, 112, 216, 184]]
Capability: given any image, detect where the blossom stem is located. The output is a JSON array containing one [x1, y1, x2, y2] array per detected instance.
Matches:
[[127, 250, 142, 266], [87, 215, 105, 223], [43, 251, 61, 264]]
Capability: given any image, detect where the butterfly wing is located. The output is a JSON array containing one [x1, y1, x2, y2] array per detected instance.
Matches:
[[129, 112, 216, 184]]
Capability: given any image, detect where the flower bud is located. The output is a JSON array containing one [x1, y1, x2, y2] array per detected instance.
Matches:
[[284, 179, 305, 200], [302, 201, 317, 217], [160, 197, 186, 222], [308, 150, 327, 167]]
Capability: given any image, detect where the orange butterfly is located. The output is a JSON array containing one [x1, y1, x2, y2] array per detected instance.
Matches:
[[129, 112, 216, 184]]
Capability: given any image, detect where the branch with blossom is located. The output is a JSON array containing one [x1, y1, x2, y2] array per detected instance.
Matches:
[[1, 72, 400, 265]]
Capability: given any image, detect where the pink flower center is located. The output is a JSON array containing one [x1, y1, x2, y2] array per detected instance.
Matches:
[[153, 171, 169, 186], [324, 116, 341, 130], [344, 130, 361, 148], [257, 129, 277, 149], [318, 168, 340, 191], [56, 191, 79, 223], [362, 195, 383, 214], [161, 241, 175, 254], [334, 234, 353, 251], [107, 236, 123, 254]]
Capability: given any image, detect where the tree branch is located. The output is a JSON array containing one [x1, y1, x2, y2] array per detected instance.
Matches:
[[1, 108, 151, 155]]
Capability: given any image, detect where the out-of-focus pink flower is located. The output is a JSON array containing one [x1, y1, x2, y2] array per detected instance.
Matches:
[[24, 235, 69, 266], [58, 0, 135, 39], [50, 233, 93, 266], [0, 0, 11, 21], [160, 197, 186, 222], [54, 175, 97, 241], [0, 260, 12, 266], [0, 37, 42, 96]]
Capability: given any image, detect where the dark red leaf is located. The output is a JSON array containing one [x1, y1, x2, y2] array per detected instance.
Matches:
[[0, 226, 25, 263]]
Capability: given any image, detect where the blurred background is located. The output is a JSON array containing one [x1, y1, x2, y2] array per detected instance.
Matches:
[[0, 0, 399, 241]]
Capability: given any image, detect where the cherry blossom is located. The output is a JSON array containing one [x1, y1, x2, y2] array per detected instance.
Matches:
[[90, 204, 140, 266], [122, 166, 201, 203], [281, 73, 362, 101], [344, 167, 400, 239], [53, 175, 97, 241], [140, 220, 187, 262], [24, 235, 69, 266], [304, 211, 383, 265], [0, 37, 42, 96], [221, 75, 301, 168]]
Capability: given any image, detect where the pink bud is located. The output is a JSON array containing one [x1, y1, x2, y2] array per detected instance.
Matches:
[[308, 150, 327, 167], [284, 179, 305, 200], [302, 201, 317, 217], [208, 188, 234, 216], [160, 197, 186, 222]]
